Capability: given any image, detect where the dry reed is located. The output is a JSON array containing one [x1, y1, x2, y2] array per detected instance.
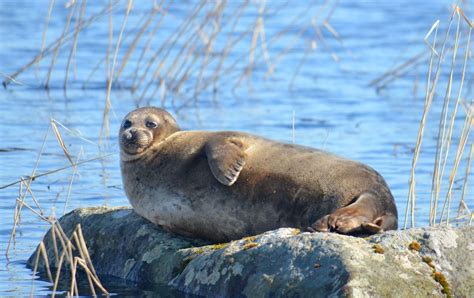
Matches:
[[32, 223, 109, 296], [2, 1, 340, 138], [404, 5, 473, 228], [102, 0, 134, 141], [1, 119, 111, 295]]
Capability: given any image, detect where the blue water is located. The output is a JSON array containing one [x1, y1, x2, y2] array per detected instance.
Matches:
[[0, 0, 471, 296]]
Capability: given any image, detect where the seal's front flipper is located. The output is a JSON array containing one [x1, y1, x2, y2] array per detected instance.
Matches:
[[308, 192, 396, 235], [205, 137, 247, 186]]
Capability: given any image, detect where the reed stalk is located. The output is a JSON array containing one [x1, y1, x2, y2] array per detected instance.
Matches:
[[405, 5, 473, 228]]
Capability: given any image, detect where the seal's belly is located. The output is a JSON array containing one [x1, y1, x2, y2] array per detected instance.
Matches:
[[130, 170, 333, 242], [133, 183, 286, 241]]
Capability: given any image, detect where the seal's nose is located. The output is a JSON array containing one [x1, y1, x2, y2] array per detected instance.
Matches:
[[124, 129, 138, 143]]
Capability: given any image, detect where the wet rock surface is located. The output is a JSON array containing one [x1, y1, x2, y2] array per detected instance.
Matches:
[[29, 207, 473, 297]]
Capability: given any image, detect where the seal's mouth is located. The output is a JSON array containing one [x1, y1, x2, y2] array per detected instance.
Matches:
[[120, 129, 152, 155]]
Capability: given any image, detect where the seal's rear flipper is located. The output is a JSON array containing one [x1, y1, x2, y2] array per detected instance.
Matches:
[[205, 137, 247, 186], [308, 192, 396, 235]]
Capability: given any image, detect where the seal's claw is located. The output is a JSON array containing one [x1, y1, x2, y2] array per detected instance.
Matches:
[[309, 215, 331, 232], [332, 215, 370, 234], [361, 222, 384, 234]]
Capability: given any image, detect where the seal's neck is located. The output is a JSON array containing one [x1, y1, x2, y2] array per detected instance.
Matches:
[[120, 150, 146, 163], [160, 123, 180, 141], [152, 113, 181, 140]]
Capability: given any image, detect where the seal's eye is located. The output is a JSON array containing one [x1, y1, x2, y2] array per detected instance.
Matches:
[[146, 121, 158, 129], [123, 120, 132, 129]]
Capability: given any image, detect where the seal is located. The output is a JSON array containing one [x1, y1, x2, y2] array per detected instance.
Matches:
[[120, 107, 398, 242]]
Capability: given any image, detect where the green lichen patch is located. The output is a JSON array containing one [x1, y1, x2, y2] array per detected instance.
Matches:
[[290, 229, 301, 236], [192, 247, 205, 254], [432, 271, 452, 298], [372, 244, 384, 254], [242, 242, 259, 250], [422, 256, 435, 269], [207, 243, 229, 250], [408, 241, 421, 251], [418, 254, 451, 297], [241, 236, 259, 250], [242, 235, 257, 242], [187, 242, 229, 258]]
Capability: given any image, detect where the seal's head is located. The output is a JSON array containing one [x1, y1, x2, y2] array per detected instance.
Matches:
[[119, 107, 179, 158]]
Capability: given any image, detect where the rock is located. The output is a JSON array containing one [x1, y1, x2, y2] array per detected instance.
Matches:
[[29, 207, 474, 297], [28, 206, 209, 287]]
